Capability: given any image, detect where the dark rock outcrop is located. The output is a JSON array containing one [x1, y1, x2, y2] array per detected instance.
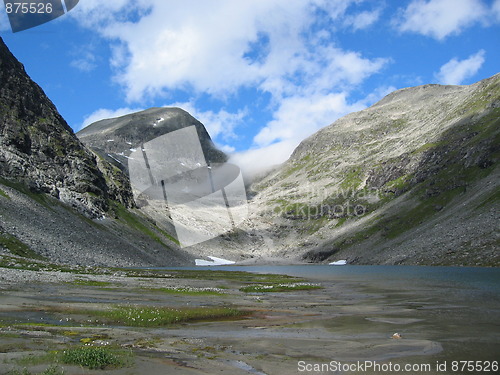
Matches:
[[0, 37, 132, 217], [0, 37, 192, 266]]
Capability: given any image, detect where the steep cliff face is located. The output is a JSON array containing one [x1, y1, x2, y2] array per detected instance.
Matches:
[[238, 74, 499, 266], [0, 37, 192, 266], [0, 37, 132, 217]]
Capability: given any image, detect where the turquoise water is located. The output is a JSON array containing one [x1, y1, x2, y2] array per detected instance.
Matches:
[[152, 265, 500, 364], [156, 264, 500, 293]]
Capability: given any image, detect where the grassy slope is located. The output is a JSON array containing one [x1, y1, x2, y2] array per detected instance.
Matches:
[[254, 75, 500, 266]]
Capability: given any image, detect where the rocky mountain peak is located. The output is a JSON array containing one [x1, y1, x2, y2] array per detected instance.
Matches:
[[243, 74, 499, 266], [77, 107, 227, 175], [0, 37, 133, 217]]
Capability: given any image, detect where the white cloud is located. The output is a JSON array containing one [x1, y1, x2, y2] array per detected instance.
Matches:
[[0, 7, 10, 31], [435, 49, 485, 85], [69, 0, 387, 102], [254, 93, 365, 147], [69, 0, 391, 172], [230, 139, 300, 180], [70, 59, 96, 72], [395, 0, 488, 40], [218, 144, 236, 154], [70, 51, 97, 72], [167, 101, 246, 142], [344, 9, 382, 30], [79, 107, 144, 130], [494, 0, 500, 20], [236, 83, 396, 176]]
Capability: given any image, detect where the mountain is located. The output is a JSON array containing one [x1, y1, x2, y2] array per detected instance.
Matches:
[[235, 74, 499, 266], [1, 33, 497, 267], [77, 107, 226, 174], [0, 38, 134, 217], [0, 37, 192, 267]]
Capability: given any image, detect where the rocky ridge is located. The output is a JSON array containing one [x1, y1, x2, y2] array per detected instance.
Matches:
[[0, 37, 192, 266], [1, 33, 498, 266], [0, 37, 132, 218], [231, 74, 499, 266]]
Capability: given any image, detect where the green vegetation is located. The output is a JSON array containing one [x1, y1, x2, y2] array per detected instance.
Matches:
[[450, 77, 500, 119], [0, 178, 52, 209], [383, 187, 465, 239], [384, 174, 413, 193], [15, 353, 58, 367], [240, 283, 322, 293], [339, 167, 364, 190], [164, 269, 303, 284], [391, 118, 408, 129], [61, 346, 125, 370], [111, 202, 179, 246], [0, 187, 10, 199], [413, 142, 444, 154], [303, 215, 330, 235], [281, 154, 314, 178], [475, 188, 500, 210], [146, 286, 225, 296], [0, 233, 45, 260], [88, 305, 245, 327], [0, 254, 88, 273], [281, 163, 304, 178]]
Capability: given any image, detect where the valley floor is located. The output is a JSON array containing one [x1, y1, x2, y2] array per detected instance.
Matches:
[[0, 259, 498, 375]]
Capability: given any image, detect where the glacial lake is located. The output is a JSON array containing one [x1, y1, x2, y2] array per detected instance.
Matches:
[[1, 264, 498, 374], [151, 265, 500, 367], [155, 264, 500, 292]]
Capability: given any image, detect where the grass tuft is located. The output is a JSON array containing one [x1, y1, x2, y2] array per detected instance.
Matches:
[[0, 187, 10, 199], [7, 365, 64, 375], [146, 286, 226, 296], [0, 234, 45, 260], [61, 346, 124, 369], [90, 305, 245, 327], [240, 283, 322, 293]]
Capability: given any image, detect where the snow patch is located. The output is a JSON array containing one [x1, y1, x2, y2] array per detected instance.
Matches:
[[195, 256, 236, 266], [107, 154, 123, 165], [329, 260, 347, 266]]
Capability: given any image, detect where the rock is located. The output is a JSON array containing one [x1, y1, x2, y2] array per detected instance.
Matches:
[[0, 37, 132, 218], [239, 73, 500, 266], [77, 107, 227, 175]]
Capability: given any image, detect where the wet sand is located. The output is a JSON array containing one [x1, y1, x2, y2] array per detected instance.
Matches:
[[0, 265, 498, 374]]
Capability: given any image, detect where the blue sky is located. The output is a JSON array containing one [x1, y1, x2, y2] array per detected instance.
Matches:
[[1, 0, 499, 175]]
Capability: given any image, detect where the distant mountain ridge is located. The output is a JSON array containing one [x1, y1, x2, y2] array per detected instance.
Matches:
[[235, 73, 499, 266]]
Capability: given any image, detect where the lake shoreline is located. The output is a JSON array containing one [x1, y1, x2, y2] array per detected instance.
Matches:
[[1, 263, 499, 375]]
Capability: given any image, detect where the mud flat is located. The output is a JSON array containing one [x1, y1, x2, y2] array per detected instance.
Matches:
[[0, 259, 499, 374]]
